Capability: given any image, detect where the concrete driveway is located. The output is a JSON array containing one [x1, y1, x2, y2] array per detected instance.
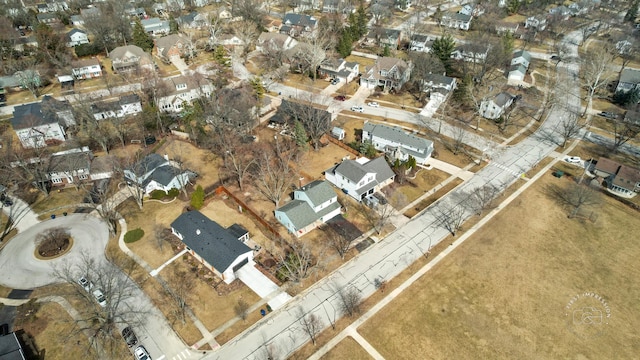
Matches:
[[0, 214, 109, 289]]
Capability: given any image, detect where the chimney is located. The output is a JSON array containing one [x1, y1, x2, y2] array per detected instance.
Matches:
[[196, 229, 201, 235], [164, 154, 169, 161]]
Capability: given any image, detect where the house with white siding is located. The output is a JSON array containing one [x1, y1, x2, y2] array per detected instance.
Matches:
[[324, 157, 395, 202], [362, 122, 434, 164]]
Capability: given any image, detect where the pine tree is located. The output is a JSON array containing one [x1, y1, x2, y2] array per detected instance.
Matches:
[[432, 35, 456, 74], [337, 30, 353, 58], [293, 121, 309, 150], [382, 44, 390, 57], [132, 19, 154, 52], [624, 0, 639, 23], [190, 185, 205, 210]]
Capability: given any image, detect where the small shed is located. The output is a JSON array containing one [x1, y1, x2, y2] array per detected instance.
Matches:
[[331, 126, 345, 141], [58, 75, 74, 90]]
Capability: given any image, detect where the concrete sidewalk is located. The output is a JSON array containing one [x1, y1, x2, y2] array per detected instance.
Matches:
[[424, 158, 475, 181], [1, 194, 40, 233]]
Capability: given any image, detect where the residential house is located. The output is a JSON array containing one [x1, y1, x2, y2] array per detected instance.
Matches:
[[366, 28, 402, 49], [0, 70, 41, 91], [91, 94, 143, 120], [616, 68, 640, 94], [479, 92, 516, 119], [13, 36, 38, 52], [549, 5, 571, 19], [70, 14, 83, 26], [318, 58, 359, 83], [36, 0, 68, 12], [178, 11, 207, 29], [11, 96, 75, 148], [141, 18, 171, 36], [441, 12, 472, 31], [217, 34, 245, 47], [46, 147, 109, 186], [508, 49, 531, 82], [274, 180, 341, 237], [171, 210, 254, 283], [155, 34, 187, 62], [71, 58, 102, 79], [324, 157, 395, 202], [280, 13, 317, 37], [396, 0, 412, 10], [37, 13, 59, 24], [322, 0, 354, 13], [109, 45, 154, 73], [593, 157, 640, 196], [66, 28, 89, 47], [451, 44, 490, 63], [495, 21, 519, 35], [256, 32, 298, 53], [292, 0, 321, 12], [422, 73, 457, 95], [525, 15, 547, 31], [459, 3, 484, 17], [157, 75, 213, 113], [362, 122, 434, 164], [124, 153, 195, 195], [77, 6, 101, 25], [409, 34, 433, 52], [360, 57, 412, 92], [125, 5, 146, 18]]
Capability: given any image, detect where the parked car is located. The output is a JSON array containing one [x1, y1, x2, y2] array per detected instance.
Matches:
[[367, 102, 379, 107], [77, 277, 93, 292], [2, 198, 12, 207], [330, 78, 340, 85], [122, 326, 138, 347], [92, 289, 107, 307], [350, 106, 364, 113], [333, 95, 346, 101], [565, 156, 582, 164], [134, 345, 151, 360], [597, 111, 618, 119]]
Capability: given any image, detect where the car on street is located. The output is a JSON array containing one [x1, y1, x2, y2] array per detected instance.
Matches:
[[122, 326, 138, 347], [597, 111, 618, 119], [77, 277, 94, 292], [92, 289, 107, 307], [2, 198, 12, 207], [334, 95, 346, 101], [350, 106, 364, 113], [367, 102, 379, 107], [330, 78, 340, 85], [565, 156, 582, 164], [134, 345, 151, 360]]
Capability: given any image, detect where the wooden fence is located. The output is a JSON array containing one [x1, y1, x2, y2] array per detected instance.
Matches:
[[327, 136, 362, 157], [213, 186, 281, 237]]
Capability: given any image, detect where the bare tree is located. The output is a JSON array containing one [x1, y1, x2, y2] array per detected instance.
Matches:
[[235, 299, 250, 321], [153, 225, 167, 251], [356, 199, 395, 235], [86, 181, 121, 235], [434, 200, 466, 236], [297, 307, 323, 345], [279, 98, 331, 151], [557, 111, 585, 148], [611, 116, 640, 153], [9, 143, 51, 196], [548, 183, 601, 218], [322, 224, 352, 260], [467, 184, 500, 216], [277, 241, 317, 282], [369, 0, 394, 26], [580, 47, 616, 117], [253, 137, 298, 207], [286, 42, 326, 81], [53, 253, 149, 359], [337, 286, 361, 317], [231, 20, 260, 60]]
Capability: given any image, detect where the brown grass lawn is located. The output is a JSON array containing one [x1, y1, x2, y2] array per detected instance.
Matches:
[[162, 259, 260, 332], [392, 167, 450, 205], [321, 337, 372, 360], [31, 187, 88, 215], [157, 139, 222, 190], [501, 14, 526, 23], [215, 309, 264, 344], [200, 198, 271, 250], [18, 302, 123, 359], [298, 144, 359, 180], [368, 91, 423, 110], [359, 173, 640, 359], [283, 74, 328, 92], [334, 80, 361, 97], [344, 55, 376, 69]]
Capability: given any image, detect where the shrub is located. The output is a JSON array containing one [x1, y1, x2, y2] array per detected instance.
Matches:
[[167, 188, 180, 197], [149, 190, 167, 200], [74, 43, 102, 57], [190, 185, 205, 209], [124, 228, 144, 243]]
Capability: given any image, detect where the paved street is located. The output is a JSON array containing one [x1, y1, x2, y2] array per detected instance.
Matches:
[[202, 31, 583, 360]]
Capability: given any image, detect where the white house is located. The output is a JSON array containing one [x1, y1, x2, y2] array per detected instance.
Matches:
[[171, 211, 254, 284], [441, 12, 472, 31], [71, 58, 102, 79], [91, 94, 143, 120], [362, 122, 434, 165], [141, 18, 171, 36], [157, 75, 213, 113], [256, 32, 298, 53], [46, 147, 114, 187], [615, 68, 640, 94], [451, 44, 490, 63], [124, 153, 195, 195], [10, 96, 74, 148], [479, 92, 516, 119], [274, 180, 341, 237], [318, 58, 359, 83], [66, 28, 89, 47], [422, 73, 457, 94], [360, 57, 412, 92], [324, 157, 395, 202], [410, 34, 433, 52], [508, 49, 531, 82], [280, 13, 317, 37]]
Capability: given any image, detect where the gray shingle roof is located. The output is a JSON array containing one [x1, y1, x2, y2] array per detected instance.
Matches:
[[494, 92, 515, 107], [171, 211, 252, 272], [513, 49, 531, 63], [143, 165, 180, 187], [276, 199, 341, 231], [128, 153, 167, 177], [334, 160, 368, 183], [363, 122, 433, 154], [11, 96, 68, 130], [619, 68, 640, 85], [297, 180, 337, 207]]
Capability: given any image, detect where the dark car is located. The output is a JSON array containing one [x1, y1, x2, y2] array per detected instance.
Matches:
[[122, 326, 138, 347], [2, 198, 12, 207], [334, 95, 346, 101], [144, 135, 156, 145], [598, 112, 618, 119]]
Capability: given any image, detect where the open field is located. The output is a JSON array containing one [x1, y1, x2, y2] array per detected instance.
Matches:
[[321, 337, 372, 360], [358, 172, 640, 359], [298, 143, 359, 180]]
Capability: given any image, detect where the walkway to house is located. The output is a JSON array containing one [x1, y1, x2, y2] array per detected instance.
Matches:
[[235, 264, 292, 310], [423, 158, 475, 181], [170, 55, 189, 74]]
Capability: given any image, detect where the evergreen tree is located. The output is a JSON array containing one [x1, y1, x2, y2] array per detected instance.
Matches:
[[624, 0, 639, 23], [432, 35, 456, 74], [293, 121, 309, 150], [356, 4, 368, 38], [132, 19, 154, 52], [382, 44, 390, 57], [337, 30, 353, 58], [190, 185, 205, 210], [213, 46, 231, 67], [169, 16, 179, 34], [452, 74, 472, 106]]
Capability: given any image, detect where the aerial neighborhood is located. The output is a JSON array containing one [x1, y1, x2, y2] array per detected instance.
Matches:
[[0, 0, 639, 359]]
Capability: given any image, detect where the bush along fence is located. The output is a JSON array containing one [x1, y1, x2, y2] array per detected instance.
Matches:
[[213, 186, 281, 238], [327, 136, 362, 157]]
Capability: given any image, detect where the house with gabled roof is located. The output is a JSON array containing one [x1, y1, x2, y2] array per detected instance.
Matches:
[[91, 94, 142, 120], [256, 32, 298, 53], [280, 13, 317, 37], [362, 122, 434, 164], [66, 28, 89, 47], [71, 58, 102, 79], [479, 92, 516, 119], [318, 58, 359, 83], [366, 28, 402, 49], [360, 57, 412, 92], [109, 45, 154, 73], [324, 157, 395, 202], [177, 11, 208, 29], [441, 12, 472, 30], [616, 68, 640, 94], [508, 49, 531, 82], [410, 34, 433, 52], [593, 157, 640, 196], [141, 17, 170, 36], [171, 210, 254, 283], [274, 180, 341, 237], [124, 153, 196, 195], [46, 146, 113, 186], [155, 34, 187, 62], [157, 75, 213, 113], [11, 96, 74, 148]]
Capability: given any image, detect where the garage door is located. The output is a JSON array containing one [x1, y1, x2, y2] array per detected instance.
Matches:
[[232, 257, 249, 273]]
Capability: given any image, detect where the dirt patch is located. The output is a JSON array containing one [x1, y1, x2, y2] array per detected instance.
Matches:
[[359, 173, 640, 359]]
